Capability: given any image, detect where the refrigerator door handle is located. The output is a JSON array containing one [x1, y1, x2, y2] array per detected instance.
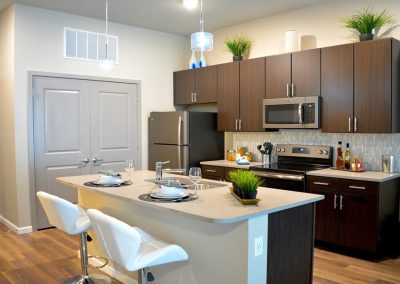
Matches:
[[177, 116, 182, 168], [178, 116, 182, 145]]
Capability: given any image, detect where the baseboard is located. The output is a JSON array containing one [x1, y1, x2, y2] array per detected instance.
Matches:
[[0, 214, 33, 234], [89, 256, 136, 283]]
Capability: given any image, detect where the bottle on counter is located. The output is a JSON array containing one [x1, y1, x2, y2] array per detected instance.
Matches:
[[335, 141, 345, 169], [344, 143, 351, 170]]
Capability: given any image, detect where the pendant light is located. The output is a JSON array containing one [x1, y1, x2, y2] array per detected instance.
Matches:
[[191, 0, 213, 51], [98, 0, 115, 72]]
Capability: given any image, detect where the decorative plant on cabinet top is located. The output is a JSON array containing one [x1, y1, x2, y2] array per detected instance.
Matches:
[[224, 34, 253, 61], [343, 7, 394, 41]]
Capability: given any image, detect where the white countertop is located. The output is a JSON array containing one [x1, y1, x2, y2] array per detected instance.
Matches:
[[200, 160, 263, 169], [57, 170, 323, 224], [307, 168, 400, 182]]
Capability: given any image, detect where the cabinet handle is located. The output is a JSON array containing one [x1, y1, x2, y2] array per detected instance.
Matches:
[[354, 117, 358, 132], [348, 117, 351, 132], [92, 157, 103, 163], [194, 92, 197, 102], [235, 119, 238, 131], [340, 195, 343, 210], [313, 182, 329, 186], [334, 194, 337, 209], [291, 83, 295, 97], [348, 185, 366, 190], [81, 158, 90, 163], [286, 84, 290, 97], [206, 169, 216, 173], [238, 119, 242, 131], [191, 93, 194, 103]]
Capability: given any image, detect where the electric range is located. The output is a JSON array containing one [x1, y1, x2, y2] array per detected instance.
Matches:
[[250, 144, 333, 192]]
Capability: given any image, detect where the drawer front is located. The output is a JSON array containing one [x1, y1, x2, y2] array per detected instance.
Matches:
[[340, 179, 378, 197], [307, 176, 340, 192], [201, 165, 225, 181]]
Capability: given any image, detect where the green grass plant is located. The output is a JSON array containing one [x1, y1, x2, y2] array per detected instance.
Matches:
[[224, 34, 252, 57], [229, 170, 261, 192], [343, 7, 393, 35]]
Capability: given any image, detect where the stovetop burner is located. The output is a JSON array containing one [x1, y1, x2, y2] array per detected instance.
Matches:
[[250, 144, 333, 175]]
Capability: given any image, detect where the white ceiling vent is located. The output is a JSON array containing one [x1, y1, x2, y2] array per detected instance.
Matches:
[[64, 27, 118, 64]]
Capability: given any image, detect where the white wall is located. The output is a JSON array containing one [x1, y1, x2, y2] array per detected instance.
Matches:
[[0, 5, 18, 224], [5, 4, 189, 227], [206, 0, 400, 65]]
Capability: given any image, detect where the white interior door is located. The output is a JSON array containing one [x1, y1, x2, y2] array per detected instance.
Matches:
[[90, 81, 139, 173], [33, 77, 91, 229], [33, 77, 140, 229]]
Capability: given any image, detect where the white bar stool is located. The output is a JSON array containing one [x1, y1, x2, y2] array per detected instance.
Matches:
[[87, 208, 189, 284], [36, 191, 109, 284]]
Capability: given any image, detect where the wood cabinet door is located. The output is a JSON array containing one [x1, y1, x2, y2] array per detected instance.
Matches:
[[354, 38, 392, 133], [339, 192, 378, 252], [173, 69, 195, 105], [265, 53, 291, 98], [195, 65, 218, 104], [239, 57, 265, 131], [309, 189, 339, 244], [217, 62, 240, 131], [292, 49, 321, 97], [321, 44, 354, 133]]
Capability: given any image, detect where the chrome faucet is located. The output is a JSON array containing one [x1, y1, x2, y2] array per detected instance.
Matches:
[[155, 161, 186, 181]]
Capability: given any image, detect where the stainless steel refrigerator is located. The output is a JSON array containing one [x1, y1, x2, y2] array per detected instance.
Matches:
[[148, 111, 224, 174]]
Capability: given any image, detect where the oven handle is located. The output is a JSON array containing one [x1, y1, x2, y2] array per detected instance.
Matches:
[[250, 171, 304, 181]]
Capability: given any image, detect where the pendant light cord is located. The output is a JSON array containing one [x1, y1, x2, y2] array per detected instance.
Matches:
[[199, 0, 204, 32]]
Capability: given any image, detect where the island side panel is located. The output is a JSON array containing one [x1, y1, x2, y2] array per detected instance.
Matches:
[[267, 203, 315, 284], [78, 189, 257, 284]]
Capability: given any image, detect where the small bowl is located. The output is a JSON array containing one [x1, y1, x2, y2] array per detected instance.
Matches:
[[98, 175, 122, 185], [159, 186, 184, 196]]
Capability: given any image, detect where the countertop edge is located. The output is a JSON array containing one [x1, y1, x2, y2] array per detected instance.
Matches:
[[307, 169, 400, 182]]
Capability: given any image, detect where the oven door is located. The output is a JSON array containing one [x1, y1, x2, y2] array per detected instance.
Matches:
[[263, 96, 319, 129], [250, 171, 305, 192]]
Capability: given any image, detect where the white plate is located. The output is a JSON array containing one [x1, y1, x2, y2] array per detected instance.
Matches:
[[92, 180, 123, 186], [150, 192, 189, 199]]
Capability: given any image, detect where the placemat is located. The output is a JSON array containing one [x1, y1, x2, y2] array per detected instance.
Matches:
[[138, 193, 198, 203], [83, 181, 132, 188]]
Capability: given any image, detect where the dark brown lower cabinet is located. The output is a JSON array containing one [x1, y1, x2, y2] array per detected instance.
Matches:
[[307, 176, 399, 254], [201, 165, 244, 182]]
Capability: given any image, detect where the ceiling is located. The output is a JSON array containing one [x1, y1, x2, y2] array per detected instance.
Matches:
[[0, 0, 332, 36]]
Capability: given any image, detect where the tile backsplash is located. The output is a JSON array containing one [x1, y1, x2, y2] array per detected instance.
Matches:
[[231, 130, 400, 171]]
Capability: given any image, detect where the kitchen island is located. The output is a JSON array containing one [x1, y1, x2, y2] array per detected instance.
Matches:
[[57, 170, 324, 284]]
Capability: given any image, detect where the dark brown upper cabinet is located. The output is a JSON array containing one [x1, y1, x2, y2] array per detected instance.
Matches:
[[217, 62, 240, 131], [217, 58, 265, 132], [322, 38, 400, 133], [321, 44, 354, 133], [173, 65, 218, 105], [354, 38, 400, 133], [265, 49, 320, 99]]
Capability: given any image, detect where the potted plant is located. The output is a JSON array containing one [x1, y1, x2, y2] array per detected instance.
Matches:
[[229, 170, 262, 199], [224, 34, 253, 61], [343, 7, 394, 41]]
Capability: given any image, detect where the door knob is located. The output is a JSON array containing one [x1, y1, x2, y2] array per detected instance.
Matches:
[[92, 157, 104, 163]]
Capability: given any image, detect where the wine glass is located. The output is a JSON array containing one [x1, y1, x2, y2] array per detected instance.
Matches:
[[188, 167, 202, 197], [124, 160, 135, 184]]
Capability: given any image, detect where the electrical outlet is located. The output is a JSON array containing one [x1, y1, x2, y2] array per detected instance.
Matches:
[[254, 236, 263, 257]]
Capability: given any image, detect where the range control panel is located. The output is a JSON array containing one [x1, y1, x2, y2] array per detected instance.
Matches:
[[275, 144, 332, 160]]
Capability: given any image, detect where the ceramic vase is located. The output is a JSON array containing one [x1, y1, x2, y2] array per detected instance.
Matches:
[[197, 51, 206, 68], [188, 51, 197, 69]]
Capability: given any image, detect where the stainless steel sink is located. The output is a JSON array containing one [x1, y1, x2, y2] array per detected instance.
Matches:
[[144, 177, 226, 189]]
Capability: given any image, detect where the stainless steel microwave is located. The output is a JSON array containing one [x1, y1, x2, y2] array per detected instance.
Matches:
[[263, 96, 320, 129]]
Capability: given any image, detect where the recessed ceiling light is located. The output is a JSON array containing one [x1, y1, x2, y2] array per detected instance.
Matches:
[[183, 0, 199, 10]]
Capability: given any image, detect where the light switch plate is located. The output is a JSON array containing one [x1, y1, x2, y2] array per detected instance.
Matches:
[[254, 236, 263, 257]]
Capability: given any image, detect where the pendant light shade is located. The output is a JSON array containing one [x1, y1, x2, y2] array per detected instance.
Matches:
[[191, 32, 213, 51], [191, 0, 213, 51], [99, 0, 116, 72]]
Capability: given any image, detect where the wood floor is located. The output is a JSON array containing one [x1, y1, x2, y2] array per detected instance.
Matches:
[[0, 223, 120, 283], [0, 222, 400, 283]]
